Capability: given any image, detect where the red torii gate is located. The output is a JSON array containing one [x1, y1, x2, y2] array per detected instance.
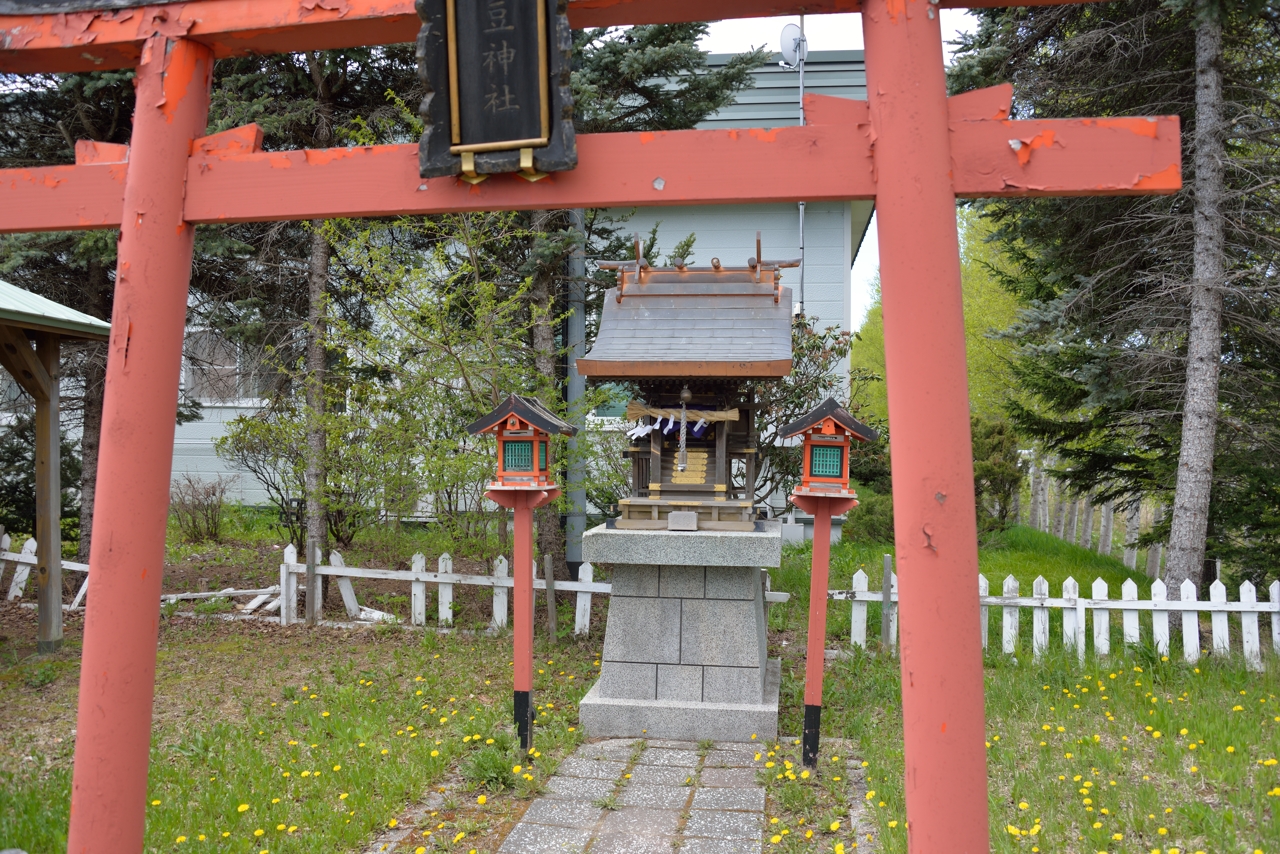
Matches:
[[0, 2, 1180, 852]]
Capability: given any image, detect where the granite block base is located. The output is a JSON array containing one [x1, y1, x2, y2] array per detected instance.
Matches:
[[579, 659, 780, 743]]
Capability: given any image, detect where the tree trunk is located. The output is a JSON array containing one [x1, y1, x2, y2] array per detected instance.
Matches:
[[76, 259, 111, 562], [1166, 5, 1225, 594], [1097, 502, 1114, 556], [1146, 504, 1165, 579], [1052, 483, 1067, 539], [1065, 499, 1079, 544], [1079, 500, 1094, 550], [528, 211, 567, 579], [1123, 501, 1141, 570], [303, 223, 330, 610], [1036, 469, 1049, 532]]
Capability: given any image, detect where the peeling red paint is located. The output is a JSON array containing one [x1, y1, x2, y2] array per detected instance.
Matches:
[[138, 9, 195, 40], [1082, 117, 1159, 139], [747, 128, 779, 142], [1013, 129, 1055, 166], [51, 12, 97, 46], [300, 0, 353, 16], [1134, 163, 1181, 191], [303, 147, 360, 165], [192, 124, 263, 157], [638, 132, 657, 144], [3, 28, 38, 49]]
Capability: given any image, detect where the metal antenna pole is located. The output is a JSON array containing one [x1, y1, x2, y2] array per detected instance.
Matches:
[[797, 15, 807, 317]]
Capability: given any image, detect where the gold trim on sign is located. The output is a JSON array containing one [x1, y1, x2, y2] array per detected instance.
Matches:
[[537, 0, 550, 142], [450, 136, 548, 154], [446, 0, 460, 145]]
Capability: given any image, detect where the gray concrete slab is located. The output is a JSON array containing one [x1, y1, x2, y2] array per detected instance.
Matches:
[[657, 664, 703, 702], [543, 775, 617, 802], [679, 838, 762, 854], [588, 833, 677, 854], [582, 525, 782, 568], [520, 798, 606, 829], [571, 740, 637, 762], [496, 821, 593, 854], [598, 661, 657, 700], [598, 806, 682, 836], [555, 757, 627, 780], [703, 747, 758, 768], [660, 565, 705, 598], [617, 784, 693, 810], [609, 564, 659, 597], [699, 767, 760, 788], [600, 596, 681, 664], [634, 747, 701, 767], [691, 787, 766, 812], [683, 810, 764, 840], [628, 764, 697, 787]]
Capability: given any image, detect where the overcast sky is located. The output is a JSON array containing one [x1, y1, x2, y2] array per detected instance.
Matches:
[[698, 12, 978, 330]]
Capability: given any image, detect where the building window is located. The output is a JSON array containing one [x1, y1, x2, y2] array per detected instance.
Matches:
[[504, 440, 533, 472], [186, 330, 240, 402], [809, 444, 844, 479]]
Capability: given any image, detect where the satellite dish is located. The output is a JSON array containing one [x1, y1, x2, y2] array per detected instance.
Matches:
[[779, 23, 808, 67]]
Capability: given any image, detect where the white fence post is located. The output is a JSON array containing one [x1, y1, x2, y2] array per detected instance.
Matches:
[[850, 569, 868, 649], [437, 553, 454, 626], [1210, 580, 1229, 656], [1092, 578, 1110, 656], [889, 571, 899, 653], [332, 551, 362, 620], [1062, 577, 1078, 658], [491, 556, 508, 629], [6, 538, 35, 600], [1032, 576, 1049, 661], [574, 563, 593, 636], [410, 553, 427, 627], [1240, 581, 1261, 672], [280, 544, 298, 626], [1152, 579, 1169, 656], [1180, 579, 1200, 663], [1002, 575, 1019, 654], [979, 574, 989, 651], [1122, 579, 1139, 647], [0, 531, 9, 594], [1271, 580, 1280, 655]]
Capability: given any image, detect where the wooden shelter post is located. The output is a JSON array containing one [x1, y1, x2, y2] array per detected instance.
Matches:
[[863, 1, 990, 850], [67, 35, 213, 854], [33, 332, 61, 653]]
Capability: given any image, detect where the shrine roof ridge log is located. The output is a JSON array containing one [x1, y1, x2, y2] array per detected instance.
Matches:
[[0, 92, 1181, 234], [0, 0, 1118, 74]]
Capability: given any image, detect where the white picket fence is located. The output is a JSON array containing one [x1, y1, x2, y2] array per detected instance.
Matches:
[[831, 568, 1280, 672], [280, 545, 599, 633], [2, 533, 93, 608], [278, 544, 792, 634]]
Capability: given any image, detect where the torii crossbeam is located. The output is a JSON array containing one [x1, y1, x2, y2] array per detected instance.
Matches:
[[0, 2, 1179, 852]]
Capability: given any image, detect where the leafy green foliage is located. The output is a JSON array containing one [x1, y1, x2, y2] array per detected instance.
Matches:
[[0, 414, 81, 540], [842, 484, 895, 544], [972, 416, 1025, 533], [948, 2, 1280, 572]]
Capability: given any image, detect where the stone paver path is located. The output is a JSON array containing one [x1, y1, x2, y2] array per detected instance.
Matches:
[[498, 739, 764, 854]]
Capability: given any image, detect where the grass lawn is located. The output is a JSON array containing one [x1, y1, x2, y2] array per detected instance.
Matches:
[[2, 524, 1276, 853]]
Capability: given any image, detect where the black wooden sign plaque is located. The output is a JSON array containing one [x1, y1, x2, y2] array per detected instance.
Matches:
[[416, 0, 576, 182]]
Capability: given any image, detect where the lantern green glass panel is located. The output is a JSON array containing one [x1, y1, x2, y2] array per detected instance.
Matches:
[[810, 444, 844, 479], [505, 440, 534, 472], [539, 441, 546, 471]]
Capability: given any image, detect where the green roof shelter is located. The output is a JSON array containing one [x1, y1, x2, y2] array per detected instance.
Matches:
[[0, 279, 109, 653]]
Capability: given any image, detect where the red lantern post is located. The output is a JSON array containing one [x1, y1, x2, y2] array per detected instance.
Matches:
[[782, 399, 878, 767], [468, 395, 576, 748]]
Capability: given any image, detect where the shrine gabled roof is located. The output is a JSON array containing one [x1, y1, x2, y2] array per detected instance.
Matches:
[[466, 394, 578, 437], [779, 397, 879, 442], [577, 283, 794, 379], [0, 279, 110, 341]]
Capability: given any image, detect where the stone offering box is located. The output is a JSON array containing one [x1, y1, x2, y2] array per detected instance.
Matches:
[[579, 524, 782, 742]]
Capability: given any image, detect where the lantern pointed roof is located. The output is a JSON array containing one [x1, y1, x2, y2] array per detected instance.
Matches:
[[466, 394, 578, 437], [779, 397, 878, 442]]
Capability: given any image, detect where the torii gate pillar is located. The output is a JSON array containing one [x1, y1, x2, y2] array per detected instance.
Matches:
[[863, 1, 989, 850], [67, 35, 213, 854]]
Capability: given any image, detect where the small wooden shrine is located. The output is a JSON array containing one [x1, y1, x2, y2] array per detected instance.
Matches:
[[577, 235, 797, 532], [780, 397, 879, 500]]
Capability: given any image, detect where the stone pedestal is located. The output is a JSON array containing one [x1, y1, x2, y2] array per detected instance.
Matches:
[[579, 523, 782, 742]]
